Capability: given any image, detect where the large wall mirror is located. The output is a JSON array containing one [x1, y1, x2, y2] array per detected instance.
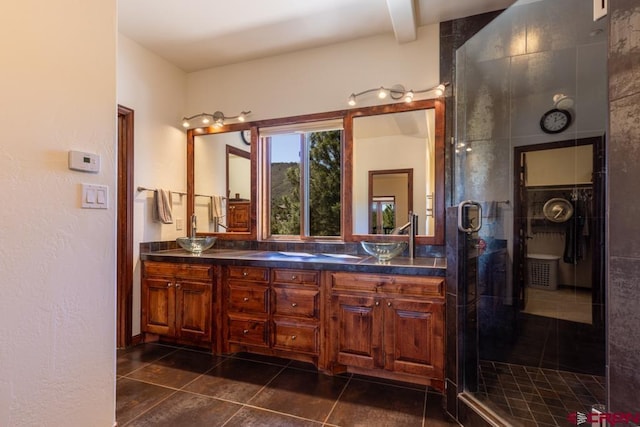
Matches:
[[345, 99, 445, 244], [186, 99, 444, 244], [188, 126, 256, 239]]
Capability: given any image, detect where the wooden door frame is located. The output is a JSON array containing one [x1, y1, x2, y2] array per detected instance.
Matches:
[[512, 136, 605, 326], [117, 105, 134, 348]]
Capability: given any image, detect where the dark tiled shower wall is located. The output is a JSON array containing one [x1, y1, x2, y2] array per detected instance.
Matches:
[[607, 0, 640, 414]]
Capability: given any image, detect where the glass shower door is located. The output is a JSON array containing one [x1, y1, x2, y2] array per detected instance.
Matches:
[[453, 0, 607, 424]]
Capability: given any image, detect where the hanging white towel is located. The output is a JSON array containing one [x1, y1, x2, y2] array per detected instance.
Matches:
[[208, 196, 224, 222], [480, 201, 498, 220], [152, 189, 173, 224]]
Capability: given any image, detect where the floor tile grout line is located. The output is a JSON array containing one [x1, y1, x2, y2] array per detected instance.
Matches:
[[117, 345, 182, 377], [244, 363, 290, 406], [421, 388, 428, 427], [321, 373, 353, 425], [120, 388, 181, 427]]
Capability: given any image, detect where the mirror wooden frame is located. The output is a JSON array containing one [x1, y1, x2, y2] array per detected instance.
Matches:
[[187, 123, 258, 240], [344, 98, 445, 245], [186, 98, 444, 244], [368, 168, 414, 234]]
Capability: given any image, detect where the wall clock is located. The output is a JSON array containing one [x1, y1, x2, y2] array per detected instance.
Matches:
[[540, 108, 572, 134], [241, 129, 251, 145]]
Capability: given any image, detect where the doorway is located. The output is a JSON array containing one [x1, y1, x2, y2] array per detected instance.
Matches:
[[117, 105, 134, 348], [514, 137, 605, 328]]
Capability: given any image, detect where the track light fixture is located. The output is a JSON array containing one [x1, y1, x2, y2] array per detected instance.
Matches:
[[181, 110, 251, 129], [347, 83, 447, 106]]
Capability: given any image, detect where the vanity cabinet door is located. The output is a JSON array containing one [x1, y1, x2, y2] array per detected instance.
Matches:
[[142, 277, 176, 337], [383, 298, 444, 378], [141, 261, 214, 347], [175, 279, 213, 343], [329, 293, 382, 370], [227, 200, 250, 232]]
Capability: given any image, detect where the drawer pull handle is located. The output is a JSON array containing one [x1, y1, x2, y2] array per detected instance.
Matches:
[[243, 329, 249, 334], [291, 275, 297, 280], [291, 303, 297, 307], [242, 271, 248, 277], [243, 297, 249, 302], [291, 335, 297, 340]]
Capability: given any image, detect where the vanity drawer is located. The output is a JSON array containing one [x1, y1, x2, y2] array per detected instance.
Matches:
[[227, 283, 269, 313], [143, 261, 213, 281], [228, 317, 269, 347], [272, 320, 319, 353], [227, 266, 269, 282], [330, 272, 444, 298], [272, 269, 319, 286], [272, 286, 319, 318]]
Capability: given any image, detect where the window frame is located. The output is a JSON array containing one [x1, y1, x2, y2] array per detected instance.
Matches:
[[260, 120, 344, 241]]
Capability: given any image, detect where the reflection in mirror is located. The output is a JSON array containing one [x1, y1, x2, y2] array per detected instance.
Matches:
[[226, 145, 250, 232], [353, 108, 436, 237], [194, 131, 251, 233], [369, 169, 413, 234]]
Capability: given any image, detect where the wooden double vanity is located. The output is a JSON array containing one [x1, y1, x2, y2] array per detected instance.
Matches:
[[140, 250, 446, 391]]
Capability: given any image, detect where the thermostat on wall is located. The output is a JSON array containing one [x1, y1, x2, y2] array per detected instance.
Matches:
[[68, 150, 100, 173]]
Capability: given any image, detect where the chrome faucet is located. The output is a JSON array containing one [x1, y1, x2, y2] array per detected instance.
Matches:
[[391, 212, 418, 259], [190, 213, 197, 238]]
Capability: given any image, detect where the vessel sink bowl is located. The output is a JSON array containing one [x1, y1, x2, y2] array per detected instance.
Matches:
[[360, 241, 407, 262], [176, 236, 217, 254]]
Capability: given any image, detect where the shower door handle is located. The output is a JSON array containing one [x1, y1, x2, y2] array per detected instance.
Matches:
[[457, 200, 482, 233]]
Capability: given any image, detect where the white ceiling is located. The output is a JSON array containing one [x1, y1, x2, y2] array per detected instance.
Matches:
[[118, 0, 516, 72]]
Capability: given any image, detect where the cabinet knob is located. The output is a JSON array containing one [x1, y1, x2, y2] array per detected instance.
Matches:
[[291, 275, 297, 280], [291, 335, 297, 340], [242, 271, 248, 277], [375, 301, 380, 306], [243, 329, 249, 334], [176, 283, 181, 289], [243, 297, 249, 302], [167, 282, 172, 288], [291, 303, 297, 307], [387, 302, 392, 307]]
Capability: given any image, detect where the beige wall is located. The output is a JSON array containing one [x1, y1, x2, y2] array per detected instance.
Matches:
[[117, 34, 187, 335], [186, 25, 440, 121], [0, 0, 117, 424]]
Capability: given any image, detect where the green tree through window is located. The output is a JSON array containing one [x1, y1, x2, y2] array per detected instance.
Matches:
[[269, 129, 341, 237]]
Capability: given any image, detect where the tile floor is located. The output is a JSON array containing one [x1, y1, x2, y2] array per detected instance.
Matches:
[[476, 360, 606, 427], [117, 343, 458, 426], [522, 287, 592, 324]]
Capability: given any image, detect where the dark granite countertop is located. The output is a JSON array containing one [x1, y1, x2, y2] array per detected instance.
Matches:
[[140, 249, 447, 276]]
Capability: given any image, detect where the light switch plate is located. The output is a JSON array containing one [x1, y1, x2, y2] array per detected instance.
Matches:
[[593, 0, 607, 21], [82, 184, 108, 209]]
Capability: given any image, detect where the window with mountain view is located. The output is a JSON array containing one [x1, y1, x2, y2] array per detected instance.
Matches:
[[262, 120, 342, 239]]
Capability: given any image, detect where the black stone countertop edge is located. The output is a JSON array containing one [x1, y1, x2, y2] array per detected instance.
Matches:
[[140, 249, 447, 277]]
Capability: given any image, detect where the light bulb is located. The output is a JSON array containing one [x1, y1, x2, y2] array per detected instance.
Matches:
[[378, 87, 387, 99], [466, 147, 472, 152], [201, 115, 210, 125], [434, 84, 446, 97], [182, 119, 190, 128], [238, 113, 246, 122], [404, 90, 414, 103], [348, 94, 356, 106]]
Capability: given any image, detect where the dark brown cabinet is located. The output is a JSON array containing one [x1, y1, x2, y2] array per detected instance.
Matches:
[[223, 266, 321, 364], [141, 261, 214, 347], [328, 272, 445, 390], [227, 199, 250, 232]]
